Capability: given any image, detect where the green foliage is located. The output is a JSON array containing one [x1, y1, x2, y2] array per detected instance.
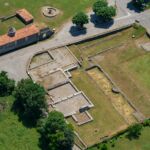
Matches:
[[72, 11, 89, 28], [93, 0, 116, 21], [133, 0, 148, 10], [0, 71, 15, 96], [0, 96, 40, 150], [93, 0, 108, 13], [132, 23, 146, 38], [39, 111, 74, 150], [127, 124, 143, 139], [96, 6, 116, 21], [143, 119, 150, 127], [101, 144, 108, 150], [13, 79, 47, 125]]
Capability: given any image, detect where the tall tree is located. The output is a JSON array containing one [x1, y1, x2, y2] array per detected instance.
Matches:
[[93, 0, 116, 22], [0, 71, 15, 96], [93, 0, 108, 13], [14, 79, 47, 124], [39, 111, 74, 150], [133, 0, 148, 10], [72, 12, 89, 28]]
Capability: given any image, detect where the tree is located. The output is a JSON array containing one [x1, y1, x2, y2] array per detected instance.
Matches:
[[0, 71, 15, 96], [93, 0, 116, 22], [13, 79, 47, 125], [93, 0, 108, 13], [133, 0, 147, 10], [127, 124, 143, 139], [39, 111, 74, 150], [72, 12, 89, 28], [101, 144, 108, 150], [97, 6, 116, 21]]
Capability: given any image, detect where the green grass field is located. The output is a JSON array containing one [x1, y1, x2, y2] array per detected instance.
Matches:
[[69, 27, 150, 118], [0, 17, 25, 35], [89, 127, 150, 150], [68, 26, 150, 146], [0, 0, 95, 32], [0, 96, 40, 150], [93, 32, 150, 117], [68, 69, 127, 146]]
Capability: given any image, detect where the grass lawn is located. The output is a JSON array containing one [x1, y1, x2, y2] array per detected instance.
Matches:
[[68, 69, 127, 146], [89, 127, 150, 150], [127, 54, 150, 90], [0, 96, 40, 150], [89, 126, 150, 150], [92, 31, 150, 117], [68, 27, 150, 146], [109, 127, 150, 150], [69, 27, 135, 63], [0, 0, 96, 31], [0, 17, 25, 35], [69, 27, 150, 118]]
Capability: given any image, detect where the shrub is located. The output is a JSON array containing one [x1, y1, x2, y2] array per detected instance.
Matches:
[[72, 11, 89, 28], [13, 79, 47, 125], [39, 111, 74, 150], [127, 124, 143, 139], [143, 119, 150, 127], [0, 71, 15, 96], [93, 0, 116, 22]]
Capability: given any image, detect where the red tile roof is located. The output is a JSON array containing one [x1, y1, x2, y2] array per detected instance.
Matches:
[[16, 9, 33, 23], [0, 25, 39, 46]]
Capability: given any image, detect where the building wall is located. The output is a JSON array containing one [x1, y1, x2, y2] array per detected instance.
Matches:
[[0, 33, 39, 55]]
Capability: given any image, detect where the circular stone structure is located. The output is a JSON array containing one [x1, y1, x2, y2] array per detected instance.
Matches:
[[42, 6, 60, 18]]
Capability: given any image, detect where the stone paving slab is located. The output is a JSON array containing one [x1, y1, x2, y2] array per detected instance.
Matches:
[[141, 42, 150, 51], [48, 82, 77, 102]]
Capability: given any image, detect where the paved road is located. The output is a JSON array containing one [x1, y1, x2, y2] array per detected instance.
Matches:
[[0, 1, 149, 81]]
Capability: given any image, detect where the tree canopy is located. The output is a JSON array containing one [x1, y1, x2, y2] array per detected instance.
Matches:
[[72, 11, 89, 28], [39, 111, 74, 150], [133, 0, 148, 10], [0, 71, 15, 96], [93, 0, 116, 21], [13, 79, 47, 125], [127, 124, 143, 139], [93, 0, 108, 13]]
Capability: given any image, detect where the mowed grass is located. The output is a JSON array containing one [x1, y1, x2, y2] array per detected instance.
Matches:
[[68, 69, 127, 146], [68, 27, 150, 146], [0, 0, 96, 30], [70, 27, 150, 118], [89, 127, 150, 150], [93, 32, 150, 117], [0, 96, 40, 150], [127, 54, 150, 90], [69, 27, 134, 62], [0, 17, 25, 35]]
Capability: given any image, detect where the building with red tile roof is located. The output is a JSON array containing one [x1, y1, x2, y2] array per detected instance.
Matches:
[[16, 9, 33, 24], [0, 25, 39, 54]]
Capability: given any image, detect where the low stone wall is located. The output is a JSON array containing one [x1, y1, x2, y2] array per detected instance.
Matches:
[[0, 14, 16, 21], [86, 64, 145, 123], [69, 24, 132, 46]]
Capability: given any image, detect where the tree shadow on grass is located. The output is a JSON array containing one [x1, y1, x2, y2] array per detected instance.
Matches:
[[126, 132, 141, 141], [11, 100, 37, 128], [127, 1, 141, 13], [69, 26, 87, 36], [90, 14, 114, 29]]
